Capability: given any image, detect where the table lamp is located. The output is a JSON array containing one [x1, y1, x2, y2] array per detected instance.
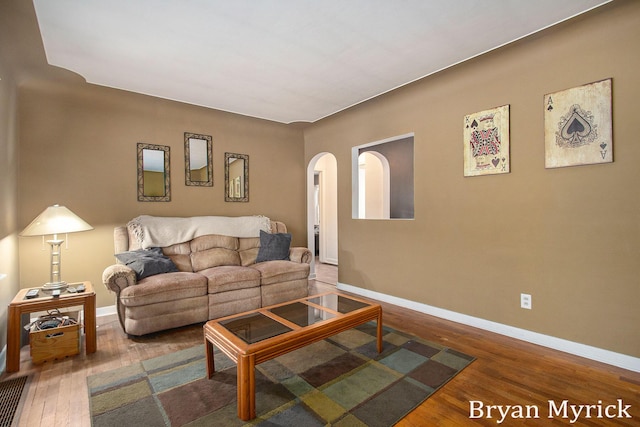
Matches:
[[20, 204, 93, 291]]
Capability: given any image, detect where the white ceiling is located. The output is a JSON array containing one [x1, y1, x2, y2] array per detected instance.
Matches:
[[33, 0, 610, 124]]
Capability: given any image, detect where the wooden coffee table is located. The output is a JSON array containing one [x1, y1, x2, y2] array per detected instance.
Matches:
[[203, 292, 382, 421]]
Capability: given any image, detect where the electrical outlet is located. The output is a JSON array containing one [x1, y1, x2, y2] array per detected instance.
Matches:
[[521, 293, 532, 309]]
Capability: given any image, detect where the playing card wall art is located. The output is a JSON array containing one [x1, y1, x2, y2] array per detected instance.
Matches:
[[463, 105, 510, 177], [544, 78, 612, 168]]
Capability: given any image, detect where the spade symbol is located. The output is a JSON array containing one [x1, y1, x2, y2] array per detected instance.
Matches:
[[567, 118, 585, 135], [560, 109, 591, 144], [547, 104, 553, 111], [471, 119, 478, 128]]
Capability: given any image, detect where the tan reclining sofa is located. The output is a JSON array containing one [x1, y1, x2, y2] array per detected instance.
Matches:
[[102, 216, 311, 336]]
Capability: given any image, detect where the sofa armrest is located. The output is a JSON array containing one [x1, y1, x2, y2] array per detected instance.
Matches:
[[289, 247, 312, 264], [102, 264, 137, 293]]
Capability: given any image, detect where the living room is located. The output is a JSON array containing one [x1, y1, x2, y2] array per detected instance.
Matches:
[[1, 0, 639, 425]]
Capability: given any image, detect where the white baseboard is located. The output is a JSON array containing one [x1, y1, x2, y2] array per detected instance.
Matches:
[[97, 305, 117, 318], [319, 256, 338, 266], [337, 282, 640, 373]]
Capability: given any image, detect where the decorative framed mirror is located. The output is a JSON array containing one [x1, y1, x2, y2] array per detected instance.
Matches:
[[137, 143, 171, 202], [225, 152, 249, 202], [184, 132, 213, 186]]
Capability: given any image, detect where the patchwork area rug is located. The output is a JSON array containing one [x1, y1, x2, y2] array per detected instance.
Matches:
[[88, 323, 474, 426]]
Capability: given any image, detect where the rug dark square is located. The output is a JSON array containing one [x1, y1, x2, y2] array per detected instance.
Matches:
[[88, 323, 474, 426]]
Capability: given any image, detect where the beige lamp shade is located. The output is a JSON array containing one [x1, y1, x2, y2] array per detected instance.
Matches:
[[20, 204, 93, 290], [20, 204, 93, 236]]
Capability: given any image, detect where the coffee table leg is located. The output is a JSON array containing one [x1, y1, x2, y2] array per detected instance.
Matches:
[[377, 309, 383, 353], [237, 354, 256, 421], [205, 339, 215, 379]]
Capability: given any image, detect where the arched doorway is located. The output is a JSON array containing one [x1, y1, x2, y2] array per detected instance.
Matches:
[[307, 152, 338, 279]]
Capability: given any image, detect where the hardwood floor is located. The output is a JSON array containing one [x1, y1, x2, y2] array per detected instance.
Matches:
[[3, 268, 639, 426], [314, 257, 338, 286]]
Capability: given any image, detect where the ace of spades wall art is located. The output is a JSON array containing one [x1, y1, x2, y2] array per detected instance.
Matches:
[[544, 78, 612, 168], [463, 105, 510, 177]]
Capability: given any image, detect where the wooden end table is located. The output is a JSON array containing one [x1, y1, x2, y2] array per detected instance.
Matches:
[[6, 281, 96, 372], [204, 292, 382, 421]]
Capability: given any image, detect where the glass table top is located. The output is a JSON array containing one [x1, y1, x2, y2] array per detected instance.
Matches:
[[307, 294, 369, 314], [218, 294, 372, 344], [219, 312, 292, 344], [269, 302, 337, 327]]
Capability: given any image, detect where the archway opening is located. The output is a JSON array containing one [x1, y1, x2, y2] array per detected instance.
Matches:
[[307, 153, 338, 279]]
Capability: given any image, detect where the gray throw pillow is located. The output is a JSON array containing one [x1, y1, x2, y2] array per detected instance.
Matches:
[[115, 247, 179, 280], [255, 230, 291, 263]]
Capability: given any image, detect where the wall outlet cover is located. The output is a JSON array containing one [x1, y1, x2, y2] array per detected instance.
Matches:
[[521, 293, 532, 309]]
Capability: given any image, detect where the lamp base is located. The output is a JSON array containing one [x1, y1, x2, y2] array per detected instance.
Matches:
[[42, 281, 68, 292]]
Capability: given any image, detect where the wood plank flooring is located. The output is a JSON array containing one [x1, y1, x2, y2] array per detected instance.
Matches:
[[3, 265, 639, 426]]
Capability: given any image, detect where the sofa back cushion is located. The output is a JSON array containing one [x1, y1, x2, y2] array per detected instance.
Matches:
[[238, 237, 260, 266], [115, 220, 290, 270], [162, 242, 193, 272], [190, 234, 241, 271]]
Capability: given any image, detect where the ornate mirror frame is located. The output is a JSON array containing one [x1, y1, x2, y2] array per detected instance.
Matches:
[[225, 152, 249, 202], [137, 142, 171, 202], [184, 132, 213, 187]]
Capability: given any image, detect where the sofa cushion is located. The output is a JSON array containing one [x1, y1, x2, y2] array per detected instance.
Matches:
[[119, 271, 207, 306], [162, 242, 193, 272], [190, 234, 238, 251], [124, 296, 209, 336], [238, 237, 260, 266], [208, 288, 261, 320], [115, 247, 179, 280], [199, 265, 261, 294], [190, 234, 241, 271], [239, 248, 259, 266], [251, 260, 310, 286], [191, 248, 241, 271], [256, 230, 291, 263]]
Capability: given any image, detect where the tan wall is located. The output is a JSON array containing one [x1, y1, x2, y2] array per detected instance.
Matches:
[[304, 1, 640, 357], [17, 80, 306, 308], [0, 48, 20, 351]]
